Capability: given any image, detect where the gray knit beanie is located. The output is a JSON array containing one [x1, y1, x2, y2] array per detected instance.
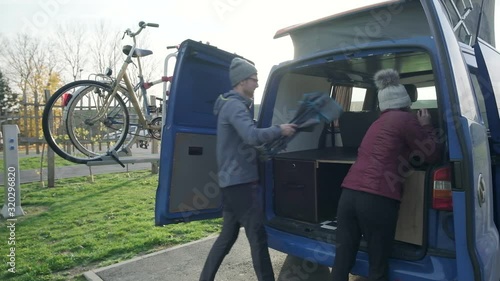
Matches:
[[374, 69, 411, 111], [229, 58, 257, 87]]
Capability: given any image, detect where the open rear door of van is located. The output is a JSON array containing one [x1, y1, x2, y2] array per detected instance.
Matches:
[[154, 39, 244, 225]]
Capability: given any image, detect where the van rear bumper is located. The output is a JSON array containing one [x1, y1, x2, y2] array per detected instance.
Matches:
[[265, 226, 457, 280]]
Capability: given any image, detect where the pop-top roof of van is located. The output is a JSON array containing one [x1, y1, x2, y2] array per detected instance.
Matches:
[[273, 1, 430, 59], [273, 0, 495, 59], [273, 0, 398, 39]]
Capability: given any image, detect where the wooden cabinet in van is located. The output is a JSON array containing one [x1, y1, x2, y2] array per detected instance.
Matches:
[[272, 147, 425, 246]]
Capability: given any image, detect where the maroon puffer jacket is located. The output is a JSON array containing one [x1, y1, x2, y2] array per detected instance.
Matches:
[[341, 109, 442, 201]]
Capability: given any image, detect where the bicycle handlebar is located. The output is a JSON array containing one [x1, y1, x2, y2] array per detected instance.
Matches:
[[124, 21, 159, 38], [139, 21, 159, 28]]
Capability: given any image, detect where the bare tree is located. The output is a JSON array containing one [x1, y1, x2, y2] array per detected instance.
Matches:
[[88, 21, 162, 101], [2, 34, 62, 144], [5, 35, 59, 96], [3, 34, 38, 97], [55, 23, 88, 81], [2, 34, 62, 95], [89, 21, 122, 76]]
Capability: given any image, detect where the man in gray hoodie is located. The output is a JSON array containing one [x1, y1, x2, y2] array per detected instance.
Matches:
[[199, 58, 296, 281]]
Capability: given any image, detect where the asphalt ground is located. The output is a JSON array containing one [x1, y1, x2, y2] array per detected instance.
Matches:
[[83, 228, 336, 281], [0, 161, 154, 185], [0, 146, 157, 185]]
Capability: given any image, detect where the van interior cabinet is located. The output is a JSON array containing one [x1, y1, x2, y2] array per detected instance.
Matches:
[[273, 148, 355, 223], [272, 148, 425, 245], [273, 158, 318, 222], [316, 163, 351, 222]]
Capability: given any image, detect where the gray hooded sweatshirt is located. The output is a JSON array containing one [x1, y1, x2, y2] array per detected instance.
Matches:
[[213, 90, 281, 188]]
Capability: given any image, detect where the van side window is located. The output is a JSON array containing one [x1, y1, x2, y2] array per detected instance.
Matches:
[[351, 88, 367, 112], [410, 86, 438, 109], [332, 85, 366, 112], [333, 86, 378, 148], [469, 72, 489, 128], [332, 85, 352, 111]]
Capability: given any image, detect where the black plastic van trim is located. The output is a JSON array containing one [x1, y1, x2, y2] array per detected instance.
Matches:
[[427, 248, 456, 258]]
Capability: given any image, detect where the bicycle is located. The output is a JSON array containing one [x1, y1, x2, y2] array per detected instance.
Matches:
[[42, 21, 175, 165]]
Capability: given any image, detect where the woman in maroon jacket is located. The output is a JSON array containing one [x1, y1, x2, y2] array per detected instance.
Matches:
[[331, 69, 442, 281]]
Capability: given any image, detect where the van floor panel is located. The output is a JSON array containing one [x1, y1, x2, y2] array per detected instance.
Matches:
[[267, 217, 426, 261]]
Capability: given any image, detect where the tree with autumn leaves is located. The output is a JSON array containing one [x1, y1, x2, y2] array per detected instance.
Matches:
[[1, 34, 63, 138]]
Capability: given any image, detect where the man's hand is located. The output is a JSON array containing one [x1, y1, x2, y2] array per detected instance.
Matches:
[[280, 124, 297, 136], [417, 109, 431, 126]]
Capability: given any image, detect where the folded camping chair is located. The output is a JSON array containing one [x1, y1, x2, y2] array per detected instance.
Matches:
[[258, 92, 343, 159]]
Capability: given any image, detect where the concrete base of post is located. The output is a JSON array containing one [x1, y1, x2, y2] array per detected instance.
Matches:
[[1, 205, 25, 218]]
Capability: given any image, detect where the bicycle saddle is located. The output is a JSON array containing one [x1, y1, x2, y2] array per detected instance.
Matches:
[[122, 45, 153, 57]]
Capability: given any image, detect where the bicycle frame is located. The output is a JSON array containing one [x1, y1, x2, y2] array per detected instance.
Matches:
[[86, 24, 161, 131], [41, 21, 176, 166]]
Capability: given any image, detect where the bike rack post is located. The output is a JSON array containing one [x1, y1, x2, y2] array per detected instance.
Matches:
[[162, 53, 177, 123], [150, 95, 159, 175], [44, 90, 55, 187], [1, 124, 25, 218]]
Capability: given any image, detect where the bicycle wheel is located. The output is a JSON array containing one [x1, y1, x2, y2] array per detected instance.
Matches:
[[115, 94, 144, 152], [66, 81, 130, 158], [42, 80, 130, 164]]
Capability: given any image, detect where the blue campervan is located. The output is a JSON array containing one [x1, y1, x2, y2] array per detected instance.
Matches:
[[155, 0, 500, 280]]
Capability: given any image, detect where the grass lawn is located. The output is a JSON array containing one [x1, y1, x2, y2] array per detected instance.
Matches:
[[0, 170, 222, 281], [0, 155, 76, 170]]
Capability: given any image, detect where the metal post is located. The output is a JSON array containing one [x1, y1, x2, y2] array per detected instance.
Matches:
[[44, 90, 55, 187], [1, 124, 25, 218], [150, 95, 159, 174], [22, 90, 28, 155], [34, 91, 40, 154], [151, 139, 159, 174]]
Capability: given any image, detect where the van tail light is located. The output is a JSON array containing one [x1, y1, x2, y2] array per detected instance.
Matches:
[[432, 166, 453, 211]]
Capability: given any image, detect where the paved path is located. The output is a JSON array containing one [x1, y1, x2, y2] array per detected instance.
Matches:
[[0, 162, 154, 185], [84, 229, 335, 281], [0, 147, 158, 185]]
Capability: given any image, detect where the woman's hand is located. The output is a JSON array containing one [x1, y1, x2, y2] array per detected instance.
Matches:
[[417, 109, 431, 126]]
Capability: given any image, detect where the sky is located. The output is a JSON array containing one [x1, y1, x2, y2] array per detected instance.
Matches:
[[0, 0, 499, 102]]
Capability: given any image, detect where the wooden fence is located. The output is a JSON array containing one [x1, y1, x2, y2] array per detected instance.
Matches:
[[1, 90, 161, 155], [0, 98, 43, 154], [0, 90, 160, 185]]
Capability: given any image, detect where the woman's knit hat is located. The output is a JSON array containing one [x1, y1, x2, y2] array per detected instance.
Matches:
[[374, 69, 411, 111], [229, 58, 257, 87]]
